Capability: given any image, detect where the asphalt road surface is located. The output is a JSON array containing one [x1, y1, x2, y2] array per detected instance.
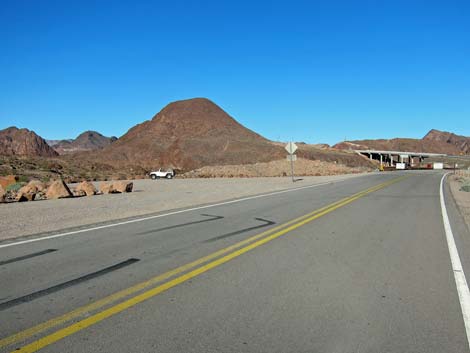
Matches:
[[1, 171, 469, 353]]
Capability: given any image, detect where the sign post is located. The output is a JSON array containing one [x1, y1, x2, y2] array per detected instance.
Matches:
[[285, 142, 298, 182]]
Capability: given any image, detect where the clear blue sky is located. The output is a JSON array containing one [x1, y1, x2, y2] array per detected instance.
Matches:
[[1, 0, 469, 144]]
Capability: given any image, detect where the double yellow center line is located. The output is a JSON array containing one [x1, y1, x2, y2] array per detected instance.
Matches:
[[2, 176, 406, 352]]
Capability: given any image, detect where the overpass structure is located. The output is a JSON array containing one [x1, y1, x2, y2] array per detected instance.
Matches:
[[355, 149, 447, 167]]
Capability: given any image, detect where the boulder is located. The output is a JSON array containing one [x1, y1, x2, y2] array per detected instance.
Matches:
[[114, 181, 133, 193], [19, 180, 46, 194], [99, 182, 117, 194], [99, 181, 133, 194], [0, 185, 5, 203], [75, 181, 97, 196], [16, 180, 47, 202], [45, 180, 73, 199]]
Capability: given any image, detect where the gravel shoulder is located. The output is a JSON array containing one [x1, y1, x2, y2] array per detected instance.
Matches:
[[0, 174, 368, 242], [449, 173, 470, 232]]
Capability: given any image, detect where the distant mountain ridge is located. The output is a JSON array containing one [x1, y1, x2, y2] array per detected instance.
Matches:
[[334, 129, 469, 155], [0, 127, 58, 157], [2, 100, 465, 176], [51, 131, 117, 155]]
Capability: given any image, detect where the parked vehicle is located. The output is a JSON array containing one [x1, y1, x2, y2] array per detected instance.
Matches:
[[149, 168, 174, 180]]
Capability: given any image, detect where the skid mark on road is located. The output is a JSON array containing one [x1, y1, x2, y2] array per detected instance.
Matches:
[[0, 249, 57, 266], [204, 217, 276, 243], [134, 214, 224, 236], [0, 258, 139, 311]]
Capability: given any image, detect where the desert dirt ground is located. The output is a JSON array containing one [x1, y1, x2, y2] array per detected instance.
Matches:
[[0, 173, 368, 242], [449, 173, 470, 232]]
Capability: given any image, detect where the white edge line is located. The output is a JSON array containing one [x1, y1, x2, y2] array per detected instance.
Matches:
[[440, 172, 470, 349], [0, 176, 362, 249]]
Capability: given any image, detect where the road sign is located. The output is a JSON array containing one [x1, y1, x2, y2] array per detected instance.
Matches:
[[285, 142, 298, 155], [285, 142, 298, 182], [286, 154, 297, 162]]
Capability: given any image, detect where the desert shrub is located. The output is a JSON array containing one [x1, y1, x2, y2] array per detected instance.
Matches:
[[460, 177, 470, 191], [17, 175, 29, 183], [6, 182, 26, 192]]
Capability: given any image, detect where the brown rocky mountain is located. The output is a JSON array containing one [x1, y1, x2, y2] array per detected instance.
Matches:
[[423, 129, 470, 154], [0, 127, 59, 157], [52, 131, 117, 155], [334, 129, 469, 155], [84, 98, 287, 171]]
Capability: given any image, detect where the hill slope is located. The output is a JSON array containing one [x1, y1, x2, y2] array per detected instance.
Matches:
[[423, 129, 470, 154], [0, 127, 58, 157], [88, 98, 286, 170]]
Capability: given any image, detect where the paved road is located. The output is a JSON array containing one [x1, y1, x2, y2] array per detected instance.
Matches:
[[0, 171, 469, 352]]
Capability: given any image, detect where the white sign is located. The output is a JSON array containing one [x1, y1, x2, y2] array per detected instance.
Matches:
[[433, 162, 444, 170], [396, 163, 406, 170], [287, 154, 297, 162], [285, 142, 298, 155]]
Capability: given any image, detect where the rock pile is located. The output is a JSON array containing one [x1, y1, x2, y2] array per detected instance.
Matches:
[[1, 178, 133, 204]]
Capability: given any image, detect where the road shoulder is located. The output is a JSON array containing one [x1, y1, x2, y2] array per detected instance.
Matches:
[[449, 174, 470, 233]]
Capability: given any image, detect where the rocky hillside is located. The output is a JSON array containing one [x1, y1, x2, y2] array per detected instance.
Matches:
[[0, 127, 58, 157], [423, 129, 470, 154], [52, 131, 117, 154], [85, 98, 286, 171], [334, 129, 469, 155]]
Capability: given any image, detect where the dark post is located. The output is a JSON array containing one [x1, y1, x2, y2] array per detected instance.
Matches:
[[290, 155, 295, 182]]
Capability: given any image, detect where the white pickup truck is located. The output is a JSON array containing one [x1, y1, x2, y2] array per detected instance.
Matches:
[[149, 168, 175, 180]]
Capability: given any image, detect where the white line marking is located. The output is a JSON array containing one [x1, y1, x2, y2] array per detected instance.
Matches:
[[0, 176, 361, 249], [440, 172, 470, 349]]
